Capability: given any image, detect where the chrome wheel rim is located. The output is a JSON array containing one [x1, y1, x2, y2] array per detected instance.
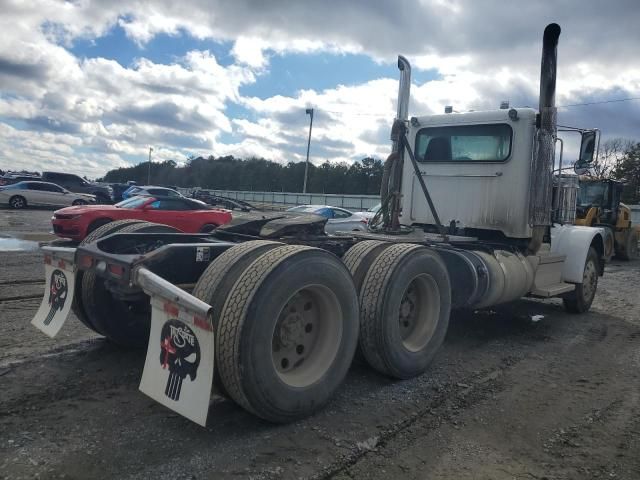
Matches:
[[272, 285, 342, 387], [398, 274, 440, 352]]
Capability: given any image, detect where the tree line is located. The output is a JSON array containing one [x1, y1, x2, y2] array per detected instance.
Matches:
[[586, 138, 640, 204], [99, 155, 385, 195]]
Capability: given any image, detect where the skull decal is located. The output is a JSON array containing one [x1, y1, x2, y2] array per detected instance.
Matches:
[[43, 269, 68, 326], [159, 319, 201, 401]]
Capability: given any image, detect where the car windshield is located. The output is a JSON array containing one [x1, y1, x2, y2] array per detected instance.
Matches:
[[368, 203, 381, 213], [115, 197, 150, 209]]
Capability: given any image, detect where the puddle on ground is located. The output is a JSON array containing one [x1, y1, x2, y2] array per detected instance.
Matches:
[[0, 237, 40, 252]]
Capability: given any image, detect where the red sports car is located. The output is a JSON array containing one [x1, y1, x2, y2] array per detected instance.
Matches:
[[52, 196, 232, 241]]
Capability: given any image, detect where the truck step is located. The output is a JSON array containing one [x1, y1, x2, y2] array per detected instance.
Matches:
[[530, 282, 575, 298]]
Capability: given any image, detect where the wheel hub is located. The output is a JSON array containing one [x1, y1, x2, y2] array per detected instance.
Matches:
[[271, 286, 342, 388], [396, 275, 440, 352], [399, 287, 416, 333], [278, 312, 306, 349], [273, 292, 317, 374]]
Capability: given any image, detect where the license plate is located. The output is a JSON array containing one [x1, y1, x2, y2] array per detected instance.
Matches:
[[31, 254, 76, 337], [139, 296, 215, 426]]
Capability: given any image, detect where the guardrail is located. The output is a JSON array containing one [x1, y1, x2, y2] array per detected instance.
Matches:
[[180, 188, 380, 211]]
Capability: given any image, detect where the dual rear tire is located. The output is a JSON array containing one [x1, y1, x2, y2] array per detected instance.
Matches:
[[344, 241, 451, 379], [193, 243, 359, 422], [192, 240, 450, 422]]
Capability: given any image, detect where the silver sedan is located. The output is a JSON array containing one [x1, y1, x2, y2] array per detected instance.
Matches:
[[0, 181, 96, 209], [286, 204, 371, 234]]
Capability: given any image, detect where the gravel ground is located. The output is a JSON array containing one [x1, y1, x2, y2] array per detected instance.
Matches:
[[0, 209, 639, 480]]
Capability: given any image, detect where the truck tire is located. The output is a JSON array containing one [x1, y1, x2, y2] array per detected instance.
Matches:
[[72, 219, 146, 334], [617, 229, 639, 261], [342, 240, 391, 291], [81, 222, 179, 347], [342, 240, 391, 364], [563, 247, 599, 313], [199, 223, 218, 233], [192, 240, 283, 395], [216, 245, 359, 422], [86, 218, 113, 235], [359, 243, 451, 379]]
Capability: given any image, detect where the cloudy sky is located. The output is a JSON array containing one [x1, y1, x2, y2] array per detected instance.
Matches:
[[1, 0, 639, 178]]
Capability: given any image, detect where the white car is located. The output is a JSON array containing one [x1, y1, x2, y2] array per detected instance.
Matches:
[[0, 181, 96, 209], [123, 185, 182, 199], [286, 204, 370, 234]]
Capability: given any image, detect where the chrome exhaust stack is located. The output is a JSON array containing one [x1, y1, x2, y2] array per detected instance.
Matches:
[[528, 23, 561, 253], [380, 55, 412, 230]]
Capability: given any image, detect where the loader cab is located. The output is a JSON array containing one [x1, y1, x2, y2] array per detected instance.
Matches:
[[576, 179, 624, 226], [399, 108, 537, 240]]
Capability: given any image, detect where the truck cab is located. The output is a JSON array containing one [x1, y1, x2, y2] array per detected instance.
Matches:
[[400, 108, 537, 240]]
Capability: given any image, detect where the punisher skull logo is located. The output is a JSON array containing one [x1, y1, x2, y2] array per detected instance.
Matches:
[[43, 269, 68, 326], [159, 319, 201, 401]]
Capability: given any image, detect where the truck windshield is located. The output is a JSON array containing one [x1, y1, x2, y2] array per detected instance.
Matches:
[[416, 123, 512, 162]]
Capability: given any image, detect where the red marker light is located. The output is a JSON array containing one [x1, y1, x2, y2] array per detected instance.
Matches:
[[78, 255, 93, 269], [107, 263, 125, 277]]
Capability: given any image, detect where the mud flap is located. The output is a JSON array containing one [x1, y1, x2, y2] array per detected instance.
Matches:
[[31, 253, 76, 337], [138, 285, 214, 426]]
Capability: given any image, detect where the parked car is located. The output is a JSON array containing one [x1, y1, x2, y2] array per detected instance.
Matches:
[[286, 204, 370, 234], [51, 195, 232, 241], [41, 172, 113, 203], [109, 183, 131, 203], [0, 181, 96, 209], [0, 173, 42, 186], [192, 190, 256, 211], [122, 185, 183, 200]]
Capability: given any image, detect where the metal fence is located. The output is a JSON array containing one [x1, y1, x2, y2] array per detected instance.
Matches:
[[179, 188, 380, 211]]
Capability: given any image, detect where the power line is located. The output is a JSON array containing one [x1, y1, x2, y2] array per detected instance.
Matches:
[[321, 109, 392, 118], [311, 95, 640, 119], [558, 96, 640, 108]]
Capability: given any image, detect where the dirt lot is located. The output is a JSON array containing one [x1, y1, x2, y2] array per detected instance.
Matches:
[[1, 208, 639, 480]]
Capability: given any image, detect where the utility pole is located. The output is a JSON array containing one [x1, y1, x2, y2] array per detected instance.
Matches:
[[303, 108, 314, 193], [147, 147, 153, 185]]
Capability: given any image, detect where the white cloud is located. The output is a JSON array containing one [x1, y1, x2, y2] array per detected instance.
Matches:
[[0, 0, 639, 178]]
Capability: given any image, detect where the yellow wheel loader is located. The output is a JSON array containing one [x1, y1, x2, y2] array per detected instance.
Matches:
[[575, 178, 639, 260]]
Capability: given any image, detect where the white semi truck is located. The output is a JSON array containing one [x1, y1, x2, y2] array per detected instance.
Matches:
[[33, 23, 606, 426]]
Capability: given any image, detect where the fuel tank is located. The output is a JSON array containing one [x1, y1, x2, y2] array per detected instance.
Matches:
[[436, 248, 535, 309]]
